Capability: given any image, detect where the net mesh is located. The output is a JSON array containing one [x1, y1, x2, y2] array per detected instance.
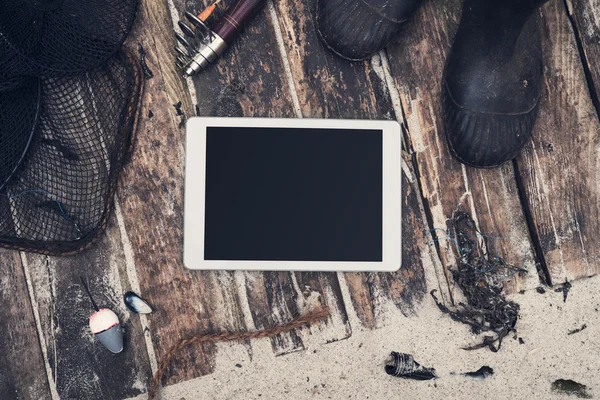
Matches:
[[0, 0, 137, 79], [0, 0, 141, 255], [0, 78, 40, 191]]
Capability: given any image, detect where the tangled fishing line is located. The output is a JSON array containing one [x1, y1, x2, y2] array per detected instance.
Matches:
[[430, 212, 527, 352]]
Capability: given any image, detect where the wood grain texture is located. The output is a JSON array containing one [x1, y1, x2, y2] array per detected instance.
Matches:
[[172, 0, 352, 360], [117, 0, 251, 385], [0, 249, 51, 400], [272, 0, 430, 328], [568, 0, 600, 99], [273, 0, 397, 119], [243, 272, 305, 354], [22, 215, 151, 400], [178, 0, 310, 360], [515, 1, 600, 283], [385, 0, 539, 295], [342, 156, 438, 327]]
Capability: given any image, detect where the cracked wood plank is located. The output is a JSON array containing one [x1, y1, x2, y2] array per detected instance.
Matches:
[[0, 249, 51, 400], [170, 0, 352, 357], [567, 0, 600, 103], [272, 0, 430, 328], [342, 162, 434, 327], [385, 0, 539, 294], [515, 0, 600, 283], [173, 0, 311, 361], [121, 0, 346, 387], [22, 214, 152, 400], [117, 0, 250, 386]]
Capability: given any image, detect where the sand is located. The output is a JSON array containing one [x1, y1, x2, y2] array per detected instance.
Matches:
[[127, 273, 600, 400]]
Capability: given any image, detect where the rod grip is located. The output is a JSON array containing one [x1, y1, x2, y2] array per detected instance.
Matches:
[[212, 0, 267, 44]]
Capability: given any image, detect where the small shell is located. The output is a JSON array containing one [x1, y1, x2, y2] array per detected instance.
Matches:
[[384, 352, 436, 380], [124, 291, 153, 314]]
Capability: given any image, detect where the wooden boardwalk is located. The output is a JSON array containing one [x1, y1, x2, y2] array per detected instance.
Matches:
[[2, 0, 600, 398]]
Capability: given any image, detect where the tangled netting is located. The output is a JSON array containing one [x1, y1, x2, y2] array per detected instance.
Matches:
[[0, 0, 141, 255], [0, 0, 137, 82]]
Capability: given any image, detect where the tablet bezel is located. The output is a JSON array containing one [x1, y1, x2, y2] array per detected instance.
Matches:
[[184, 117, 401, 271]]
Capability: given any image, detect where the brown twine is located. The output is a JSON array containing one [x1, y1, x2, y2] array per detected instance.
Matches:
[[148, 307, 331, 400]]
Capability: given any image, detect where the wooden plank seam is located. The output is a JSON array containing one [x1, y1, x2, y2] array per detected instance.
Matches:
[[266, 0, 303, 118], [376, 48, 453, 305], [114, 197, 159, 373], [19, 253, 60, 400]]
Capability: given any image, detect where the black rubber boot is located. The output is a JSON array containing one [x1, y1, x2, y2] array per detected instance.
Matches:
[[316, 0, 423, 61], [443, 0, 550, 168]]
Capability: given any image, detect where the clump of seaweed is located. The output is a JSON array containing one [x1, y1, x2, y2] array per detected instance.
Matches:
[[430, 212, 527, 352], [551, 379, 592, 399], [555, 279, 572, 303]]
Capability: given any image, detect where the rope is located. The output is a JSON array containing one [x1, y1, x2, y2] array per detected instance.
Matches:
[[148, 307, 331, 400]]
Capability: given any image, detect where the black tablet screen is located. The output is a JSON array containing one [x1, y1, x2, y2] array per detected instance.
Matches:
[[204, 127, 383, 262]]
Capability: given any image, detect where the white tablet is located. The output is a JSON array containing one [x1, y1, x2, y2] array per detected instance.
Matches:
[[184, 118, 401, 272]]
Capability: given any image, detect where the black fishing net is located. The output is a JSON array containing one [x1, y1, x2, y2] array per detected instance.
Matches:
[[0, 0, 137, 80], [0, 0, 141, 255], [0, 78, 40, 190]]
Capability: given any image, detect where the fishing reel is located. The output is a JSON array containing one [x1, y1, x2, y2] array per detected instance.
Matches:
[[175, 0, 267, 76], [175, 11, 228, 76]]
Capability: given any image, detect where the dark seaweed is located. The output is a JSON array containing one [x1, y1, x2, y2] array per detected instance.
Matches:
[[567, 324, 587, 335], [430, 212, 525, 352], [138, 43, 154, 79], [173, 101, 186, 128], [385, 352, 436, 381], [463, 366, 494, 380], [551, 379, 592, 399], [555, 279, 572, 303], [536, 286, 546, 294]]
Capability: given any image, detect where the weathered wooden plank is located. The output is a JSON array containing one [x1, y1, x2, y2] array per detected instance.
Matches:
[[385, 159, 429, 313], [244, 272, 305, 354], [184, 4, 297, 353], [515, 1, 600, 283], [273, 0, 397, 119], [271, 0, 431, 325], [22, 214, 151, 400], [384, 0, 539, 294], [166, 0, 353, 360], [0, 249, 51, 400], [342, 156, 436, 327], [567, 0, 600, 105], [293, 271, 351, 343], [116, 0, 252, 386]]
